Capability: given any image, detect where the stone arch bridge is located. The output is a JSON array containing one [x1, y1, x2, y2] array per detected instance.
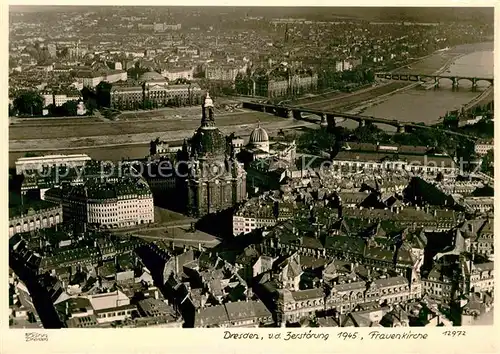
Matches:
[[375, 72, 493, 91], [241, 101, 479, 140]]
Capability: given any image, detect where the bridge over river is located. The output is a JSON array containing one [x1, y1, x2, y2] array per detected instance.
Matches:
[[241, 101, 478, 140], [375, 72, 494, 91]]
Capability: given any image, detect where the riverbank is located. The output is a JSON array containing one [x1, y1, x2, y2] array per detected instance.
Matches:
[[8, 117, 315, 166], [8, 42, 493, 165], [352, 43, 493, 123], [297, 41, 493, 115], [347, 52, 470, 115]]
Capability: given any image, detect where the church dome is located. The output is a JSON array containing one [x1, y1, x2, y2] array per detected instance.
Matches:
[[249, 124, 269, 144], [139, 71, 165, 82], [191, 127, 227, 158], [189, 92, 227, 159]]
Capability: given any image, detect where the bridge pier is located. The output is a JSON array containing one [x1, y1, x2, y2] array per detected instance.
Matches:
[[319, 113, 328, 128], [326, 114, 336, 132], [358, 119, 365, 128], [292, 110, 302, 119], [397, 124, 405, 133], [471, 79, 478, 92], [374, 73, 493, 91]]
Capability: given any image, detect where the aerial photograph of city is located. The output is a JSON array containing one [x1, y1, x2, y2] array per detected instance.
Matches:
[[7, 6, 494, 329]]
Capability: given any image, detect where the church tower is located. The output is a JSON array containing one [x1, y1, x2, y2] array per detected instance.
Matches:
[[183, 93, 246, 217]]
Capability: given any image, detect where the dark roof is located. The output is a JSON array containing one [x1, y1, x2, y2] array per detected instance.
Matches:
[[9, 200, 59, 219]]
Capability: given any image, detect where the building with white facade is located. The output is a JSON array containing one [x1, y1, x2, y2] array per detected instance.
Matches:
[[9, 204, 63, 237], [463, 197, 494, 214], [160, 67, 194, 81], [56, 176, 154, 229], [465, 262, 494, 294], [41, 93, 82, 108], [15, 154, 91, 175], [474, 140, 494, 156]]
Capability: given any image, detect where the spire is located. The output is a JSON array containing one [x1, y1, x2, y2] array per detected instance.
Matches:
[[204, 92, 214, 108], [201, 92, 215, 127]]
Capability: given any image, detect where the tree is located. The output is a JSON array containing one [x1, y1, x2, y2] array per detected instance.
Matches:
[[363, 69, 375, 83], [95, 82, 112, 108], [86, 98, 98, 115], [24, 152, 40, 157], [61, 100, 79, 116], [297, 128, 336, 155], [13, 90, 44, 116]]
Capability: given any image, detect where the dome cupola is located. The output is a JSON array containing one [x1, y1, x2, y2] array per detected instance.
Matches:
[[249, 123, 270, 153], [191, 92, 226, 159]]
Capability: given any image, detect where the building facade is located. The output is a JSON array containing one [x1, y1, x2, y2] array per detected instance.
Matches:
[[15, 154, 91, 175], [205, 64, 242, 82], [474, 140, 494, 156], [110, 83, 202, 109], [50, 175, 154, 229], [9, 205, 63, 238]]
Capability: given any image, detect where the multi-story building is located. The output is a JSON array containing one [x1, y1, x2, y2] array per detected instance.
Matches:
[[232, 197, 295, 236], [331, 145, 457, 176], [76, 71, 105, 88], [194, 299, 273, 328], [109, 83, 202, 109], [335, 57, 363, 72], [160, 67, 194, 81], [465, 262, 494, 293], [422, 264, 454, 301], [463, 197, 494, 213], [15, 154, 91, 175], [247, 71, 318, 98], [205, 64, 242, 82], [110, 86, 143, 109], [75, 70, 127, 88], [47, 174, 154, 229], [104, 70, 128, 84], [436, 180, 485, 196], [276, 288, 325, 324], [471, 218, 494, 258], [325, 276, 418, 315], [233, 200, 276, 235], [41, 93, 82, 108], [9, 203, 63, 238], [474, 140, 494, 156]]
